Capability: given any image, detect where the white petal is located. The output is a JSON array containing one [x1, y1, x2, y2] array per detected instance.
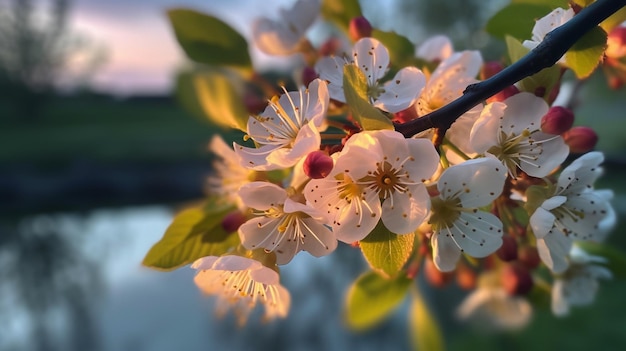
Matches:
[[455, 211, 503, 257], [315, 56, 346, 102], [557, 151, 604, 194], [252, 18, 300, 55], [213, 255, 261, 271], [531, 8, 574, 43], [191, 256, 219, 270], [529, 207, 556, 239], [281, 0, 320, 35], [238, 216, 282, 251], [446, 105, 482, 159], [438, 157, 506, 208], [375, 67, 426, 113], [353, 37, 389, 86], [519, 132, 569, 178], [299, 217, 338, 257], [470, 102, 506, 153], [404, 138, 440, 181], [537, 232, 572, 273], [381, 184, 430, 234], [265, 123, 321, 168], [249, 265, 281, 285], [333, 191, 382, 243], [304, 79, 330, 129], [432, 231, 462, 272], [499, 93, 547, 136], [416, 34, 453, 61], [234, 143, 277, 170], [238, 182, 287, 210]]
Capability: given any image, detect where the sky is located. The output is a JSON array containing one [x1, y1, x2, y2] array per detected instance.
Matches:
[[64, 0, 297, 95]]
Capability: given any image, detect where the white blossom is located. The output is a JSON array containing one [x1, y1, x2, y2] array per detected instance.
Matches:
[[206, 135, 254, 210], [522, 7, 575, 64], [252, 0, 320, 55], [415, 35, 453, 62], [470, 92, 569, 178], [551, 246, 612, 316], [234, 79, 329, 170], [430, 157, 507, 272], [192, 255, 291, 325], [315, 37, 426, 113], [305, 130, 439, 243], [237, 182, 336, 264], [530, 152, 614, 273]]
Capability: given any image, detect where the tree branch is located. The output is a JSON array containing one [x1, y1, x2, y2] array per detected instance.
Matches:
[[395, 0, 626, 138]]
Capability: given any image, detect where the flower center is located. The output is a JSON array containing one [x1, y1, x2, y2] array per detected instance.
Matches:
[[361, 161, 407, 199], [336, 173, 362, 202], [429, 196, 462, 230]]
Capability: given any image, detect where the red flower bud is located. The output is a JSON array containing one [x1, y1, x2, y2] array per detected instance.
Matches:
[[392, 106, 419, 123], [541, 106, 574, 135], [518, 246, 541, 270], [487, 85, 519, 103], [425, 258, 453, 288], [221, 210, 247, 233], [501, 263, 534, 296], [563, 126, 598, 153], [303, 151, 334, 179], [496, 235, 518, 262], [349, 16, 373, 41], [319, 37, 342, 56], [302, 66, 319, 87], [480, 61, 505, 80]]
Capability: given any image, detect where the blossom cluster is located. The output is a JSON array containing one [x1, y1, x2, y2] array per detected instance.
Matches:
[[185, 1, 619, 328]]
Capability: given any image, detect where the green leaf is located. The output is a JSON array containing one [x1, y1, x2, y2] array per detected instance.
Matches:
[[575, 242, 626, 279], [343, 65, 394, 131], [142, 202, 238, 270], [409, 286, 445, 351], [571, 0, 594, 7], [176, 68, 249, 132], [372, 29, 416, 68], [321, 0, 362, 34], [345, 271, 412, 330], [505, 35, 562, 100], [487, 3, 554, 40], [167, 8, 251, 71], [601, 7, 626, 32], [566, 26, 608, 79], [360, 222, 415, 278]]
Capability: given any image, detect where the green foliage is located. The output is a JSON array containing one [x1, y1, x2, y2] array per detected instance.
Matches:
[[565, 26, 608, 79], [360, 222, 416, 278], [505, 35, 561, 100], [176, 68, 249, 132], [571, 0, 594, 7], [576, 242, 626, 279], [486, 3, 556, 40], [601, 7, 626, 32], [345, 271, 412, 330], [524, 184, 550, 216], [409, 286, 445, 351], [321, 0, 362, 35], [372, 29, 416, 68], [342, 65, 394, 131], [167, 9, 252, 72], [142, 200, 239, 270]]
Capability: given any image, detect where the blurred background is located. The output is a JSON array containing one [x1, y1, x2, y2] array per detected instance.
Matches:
[[1, 0, 625, 350]]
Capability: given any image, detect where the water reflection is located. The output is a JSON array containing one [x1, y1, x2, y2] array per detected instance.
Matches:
[[1, 206, 411, 351]]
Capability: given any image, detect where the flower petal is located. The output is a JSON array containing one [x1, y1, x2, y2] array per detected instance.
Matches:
[[455, 211, 503, 257], [519, 131, 568, 178], [470, 102, 507, 154], [353, 38, 389, 86], [537, 231, 572, 273], [238, 182, 287, 210], [315, 56, 346, 102], [416, 34, 453, 61], [375, 67, 425, 113], [299, 217, 338, 257], [381, 184, 430, 234], [499, 93, 547, 136], [438, 157, 507, 208], [529, 206, 557, 238], [432, 230, 462, 272]]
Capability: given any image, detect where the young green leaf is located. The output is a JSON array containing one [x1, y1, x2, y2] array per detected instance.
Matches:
[[360, 222, 416, 278], [343, 65, 394, 131], [167, 8, 252, 71], [487, 3, 555, 40], [409, 286, 445, 351], [176, 68, 249, 132], [506, 35, 562, 100], [321, 0, 362, 34], [345, 271, 412, 330], [142, 203, 238, 270], [566, 26, 608, 79]]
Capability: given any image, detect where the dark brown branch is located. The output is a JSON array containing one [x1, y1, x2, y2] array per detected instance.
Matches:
[[395, 0, 626, 138]]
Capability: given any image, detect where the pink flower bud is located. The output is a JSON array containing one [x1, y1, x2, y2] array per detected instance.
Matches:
[[349, 16, 373, 41], [302, 66, 319, 87], [487, 85, 519, 103], [541, 106, 574, 135], [221, 210, 247, 233], [606, 26, 626, 59], [303, 151, 334, 179], [496, 235, 518, 262], [319, 37, 342, 56], [563, 126, 598, 153], [501, 263, 534, 296], [480, 61, 505, 80], [518, 246, 540, 270]]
